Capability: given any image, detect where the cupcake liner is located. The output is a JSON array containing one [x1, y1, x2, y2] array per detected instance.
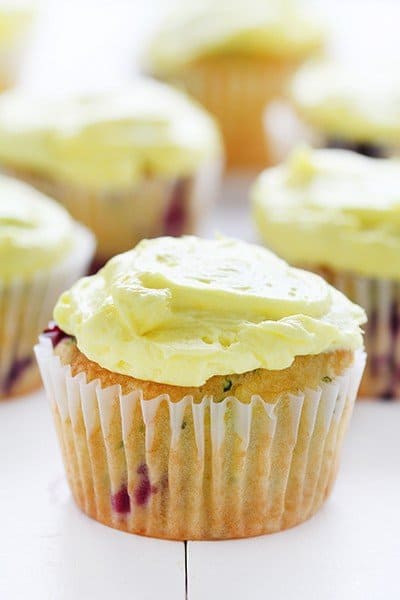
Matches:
[[5, 159, 221, 266], [35, 337, 365, 540], [0, 225, 95, 399], [314, 268, 400, 400], [168, 58, 299, 168]]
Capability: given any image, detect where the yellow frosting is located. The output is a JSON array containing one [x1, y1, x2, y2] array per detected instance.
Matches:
[[0, 2, 33, 47], [252, 148, 400, 280], [54, 236, 365, 387], [0, 80, 222, 189], [0, 174, 75, 281], [146, 0, 324, 76], [291, 60, 400, 145]]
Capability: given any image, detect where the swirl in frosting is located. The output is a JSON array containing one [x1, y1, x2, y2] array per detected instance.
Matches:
[[54, 235, 365, 386]]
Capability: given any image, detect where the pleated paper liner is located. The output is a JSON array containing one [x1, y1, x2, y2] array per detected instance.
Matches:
[[312, 267, 400, 399], [35, 338, 365, 540], [5, 159, 222, 268], [167, 56, 301, 168], [0, 225, 95, 399]]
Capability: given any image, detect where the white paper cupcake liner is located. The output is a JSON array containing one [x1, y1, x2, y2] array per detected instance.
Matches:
[[5, 159, 222, 265], [0, 225, 95, 398], [314, 268, 400, 399], [35, 337, 365, 540]]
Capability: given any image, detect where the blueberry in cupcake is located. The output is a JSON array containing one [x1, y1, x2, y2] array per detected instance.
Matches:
[[36, 236, 365, 539]]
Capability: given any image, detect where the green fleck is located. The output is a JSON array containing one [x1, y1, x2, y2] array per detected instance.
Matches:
[[322, 375, 332, 383], [223, 378, 233, 392]]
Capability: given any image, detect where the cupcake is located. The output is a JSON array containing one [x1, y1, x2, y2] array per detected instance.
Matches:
[[0, 2, 34, 90], [0, 80, 222, 268], [286, 60, 400, 159], [0, 174, 94, 399], [252, 147, 400, 399], [144, 0, 324, 168], [35, 236, 365, 539]]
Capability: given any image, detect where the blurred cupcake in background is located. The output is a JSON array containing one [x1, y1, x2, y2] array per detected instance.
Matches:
[[0, 80, 222, 268], [0, 2, 35, 90], [144, 0, 325, 169], [0, 175, 94, 399], [36, 236, 365, 539], [252, 147, 400, 399], [268, 59, 400, 163]]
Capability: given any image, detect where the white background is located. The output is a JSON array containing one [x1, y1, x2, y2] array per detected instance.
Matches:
[[1, 2, 400, 599]]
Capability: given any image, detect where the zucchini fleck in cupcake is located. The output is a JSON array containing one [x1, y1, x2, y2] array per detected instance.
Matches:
[[252, 147, 400, 399], [36, 236, 365, 540], [0, 80, 222, 268], [289, 60, 400, 158], [0, 174, 94, 399], [144, 0, 324, 168]]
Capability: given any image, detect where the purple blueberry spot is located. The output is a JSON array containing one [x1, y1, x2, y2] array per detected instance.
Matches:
[[163, 179, 189, 237], [135, 463, 151, 506], [43, 322, 70, 348], [111, 485, 131, 514], [325, 138, 387, 158], [2, 356, 33, 393]]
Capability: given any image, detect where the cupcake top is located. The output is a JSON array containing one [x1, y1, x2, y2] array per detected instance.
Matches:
[[54, 236, 365, 387], [0, 1, 33, 47], [252, 147, 400, 280], [146, 0, 324, 77], [0, 174, 76, 282], [0, 80, 222, 189], [291, 60, 400, 146]]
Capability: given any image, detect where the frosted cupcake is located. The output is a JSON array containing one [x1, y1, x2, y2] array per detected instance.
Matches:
[[0, 80, 222, 267], [252, 147, 400, 399], [144, 0, 324, 168], [287, 60, 400, 158], [35, 236, 365, 539], [0, 2, 34, 90], [0, 175, 94, 399]]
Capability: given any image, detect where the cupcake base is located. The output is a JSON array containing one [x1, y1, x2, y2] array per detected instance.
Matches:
[[35, 337, 365, 540], [166, 56, 300, 169], [4, 160, 221, 266]]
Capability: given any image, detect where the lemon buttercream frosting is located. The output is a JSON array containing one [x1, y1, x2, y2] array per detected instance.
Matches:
[[291, 60, 400, 145], [253, 148, 400, 280], [54, 235, 365, 387], [146, 0, 324, 77], [0, 174, 76, 281], [0, 80, 222, 189]]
